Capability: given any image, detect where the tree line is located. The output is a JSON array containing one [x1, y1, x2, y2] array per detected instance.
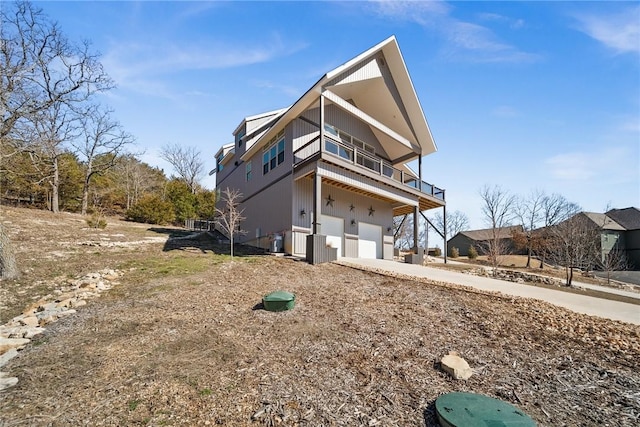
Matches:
[[0, 1, 215, 225]]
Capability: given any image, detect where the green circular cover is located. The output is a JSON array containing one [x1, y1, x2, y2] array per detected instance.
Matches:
[[263, 291, 295, 302], [436, 392, 536, 427]]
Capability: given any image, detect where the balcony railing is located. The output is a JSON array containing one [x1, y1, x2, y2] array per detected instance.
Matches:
[[293, 134, 445, 201]]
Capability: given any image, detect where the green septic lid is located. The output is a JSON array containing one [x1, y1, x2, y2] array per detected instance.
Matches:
[[436, 392, 536, 427], [263, 291, 295, 302]]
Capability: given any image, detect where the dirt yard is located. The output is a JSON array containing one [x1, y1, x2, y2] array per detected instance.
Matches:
[[1, 206, 639, 426]]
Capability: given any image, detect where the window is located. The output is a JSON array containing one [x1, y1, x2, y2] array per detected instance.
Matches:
[[333, 127, 376, 155], [216, 153, 224, 172], [236, 128, 246, 147], [263, 135, 285, 175], [246, 161, 252, 181]]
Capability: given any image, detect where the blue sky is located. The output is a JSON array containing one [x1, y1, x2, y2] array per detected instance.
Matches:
[[36, 1, 639, 229]]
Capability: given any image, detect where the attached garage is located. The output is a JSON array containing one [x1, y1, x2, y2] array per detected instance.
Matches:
[[322, 215, 344, 257], [358, 222, 382, 259]]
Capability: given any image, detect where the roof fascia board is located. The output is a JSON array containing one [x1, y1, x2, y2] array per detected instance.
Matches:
[[232, 108, 288, 136], [325, 35, 396, 81], [323, 89, 420, 153]]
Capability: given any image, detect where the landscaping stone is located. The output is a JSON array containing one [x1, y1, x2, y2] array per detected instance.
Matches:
[[20, 316, 39, 328], [0, 373, 19, 391], [441, 351, 473, 380], [0, 349, 19, 368], [0, 338, 30, 353]]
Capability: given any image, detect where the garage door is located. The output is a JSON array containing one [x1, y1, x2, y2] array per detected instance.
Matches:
[[358, 222, 382, 259], [322, 215, 343, 257]]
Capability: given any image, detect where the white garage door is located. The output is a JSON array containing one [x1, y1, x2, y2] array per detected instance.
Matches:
[[322, 215, 343, 257], [358, 222, 382, 259]]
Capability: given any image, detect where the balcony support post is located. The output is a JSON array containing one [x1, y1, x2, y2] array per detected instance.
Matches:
[[418, 155, 423, 192], [313, 172, 322, 235], [319, 94, 325, 154]]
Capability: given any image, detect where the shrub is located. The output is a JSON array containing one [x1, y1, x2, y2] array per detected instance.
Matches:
[[125, 195, 175, 225], [468, 245, 478, 259], [433, 247, 442, 257], [449, 246, 459, 258], [86, 215, 107, 229]]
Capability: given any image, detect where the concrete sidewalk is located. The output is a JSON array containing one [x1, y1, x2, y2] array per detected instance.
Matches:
[[337, 258, 640, 325]]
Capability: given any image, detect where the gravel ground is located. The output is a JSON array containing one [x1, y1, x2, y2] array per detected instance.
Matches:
[[1, 206, 639, 426]]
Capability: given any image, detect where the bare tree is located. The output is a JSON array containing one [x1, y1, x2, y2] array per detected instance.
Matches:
[[19, 100, 80, 213], [535, 194, 580, 268], [431, 210, 469, 238], [2, 1, 113, 213], [114, 154, 164, 210], [544, 210, 596, 286], [478, 185, 515, 275], [160, 143, 204, 194], [595, 246, 629, 285], [1, 1, 113, 143], [513, 190, 545, 268], [215, 187, 246, 259], [393, 214, 413, 251], [74, 105, 134, 215]]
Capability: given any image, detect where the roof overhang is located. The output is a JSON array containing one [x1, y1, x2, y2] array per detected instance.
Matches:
[[241, 35, 436, 163]]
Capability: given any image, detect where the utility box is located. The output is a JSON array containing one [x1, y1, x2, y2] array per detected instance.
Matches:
[[262, 291, 295, 312]]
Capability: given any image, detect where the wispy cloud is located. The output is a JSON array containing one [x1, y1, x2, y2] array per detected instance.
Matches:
[[103, 35, 308, 99], [478, 12, 525, 30], [572, 5, 640, 55], [544, 147, 635, 183], [368, 0, 539, 63]]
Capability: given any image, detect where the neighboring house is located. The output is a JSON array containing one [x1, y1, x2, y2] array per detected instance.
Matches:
[[213, 36, 445, 263], [604, 207, 640, 269], [447, 225, 524, 257], [579, 212, 626, 266]]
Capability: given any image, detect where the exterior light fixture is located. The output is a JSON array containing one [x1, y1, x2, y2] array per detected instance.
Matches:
[[351, 219, 356, 226], [300, 209, 306, 217]]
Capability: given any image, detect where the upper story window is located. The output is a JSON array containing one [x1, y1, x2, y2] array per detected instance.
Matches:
[[216, 152, 225, 172], [325, 124, 375, 154], [236, 129, 246, 147], [246, 161, 252, 181], [262, 130, 285, 175]]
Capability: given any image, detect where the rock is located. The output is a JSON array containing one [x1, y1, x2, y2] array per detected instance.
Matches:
[[0, 349, 19, 368], [0, 374, 19, 391], [71, 299, 87, 308], [56, 309, 76, 318], [20, 316, 39, 328], [441, 352, 473, 380], [0, 337, 30, 354], [56, 298, 74, 309], [22, 327, 45, 339]]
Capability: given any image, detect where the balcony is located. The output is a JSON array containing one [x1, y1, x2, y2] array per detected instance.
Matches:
[[293, 134, 445, 202]]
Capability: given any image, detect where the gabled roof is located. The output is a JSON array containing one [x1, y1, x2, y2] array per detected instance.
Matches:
[[241, 35, 436, 164], [581, 212, 625, 231], [606, 207, 640, 230], [450, 225, 523, 242]]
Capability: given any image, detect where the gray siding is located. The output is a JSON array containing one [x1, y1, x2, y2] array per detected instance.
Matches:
[[291, 176, 394, 257], [298, 105, 389, 159]]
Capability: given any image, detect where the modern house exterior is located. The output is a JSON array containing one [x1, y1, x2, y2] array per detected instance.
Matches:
[[213, 36, 445, 263], [446, 225, 524, 257]]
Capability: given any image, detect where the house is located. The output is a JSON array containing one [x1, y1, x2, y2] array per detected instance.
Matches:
[[604, 207, 640, 269], [578, 212, 627, 266], [446, 225, 524, 257], [213, 36, 446, 263]]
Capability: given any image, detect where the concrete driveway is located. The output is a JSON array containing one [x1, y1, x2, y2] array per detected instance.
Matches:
[[337, 258, 640, 325]]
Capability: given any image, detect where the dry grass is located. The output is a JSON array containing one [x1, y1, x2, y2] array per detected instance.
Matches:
[[1, 206, 639, 426]]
